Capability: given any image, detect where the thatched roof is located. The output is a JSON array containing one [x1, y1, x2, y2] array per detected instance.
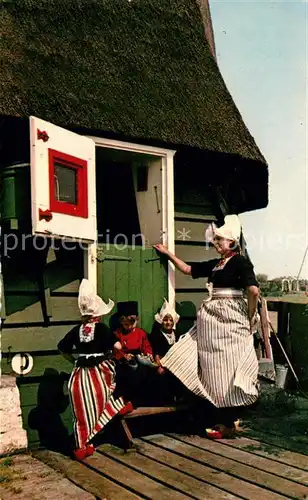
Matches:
[[0, 0, 268, 209], [197, 0, 217, 61]]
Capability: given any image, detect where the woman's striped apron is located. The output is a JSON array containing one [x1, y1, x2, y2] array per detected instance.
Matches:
[[160, 288, 259, 408]]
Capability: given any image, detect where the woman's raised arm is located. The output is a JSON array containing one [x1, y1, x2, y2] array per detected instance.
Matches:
[[153, 244, 191, 275]]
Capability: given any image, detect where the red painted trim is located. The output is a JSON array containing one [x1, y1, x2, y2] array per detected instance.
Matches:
[[48, 149, 88, 218]]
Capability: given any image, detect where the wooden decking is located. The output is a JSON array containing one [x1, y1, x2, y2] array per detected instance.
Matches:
[[34, 422, 308, 500]]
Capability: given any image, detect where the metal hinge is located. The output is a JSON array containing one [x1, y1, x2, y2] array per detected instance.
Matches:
[[96, 250, 132, 262]]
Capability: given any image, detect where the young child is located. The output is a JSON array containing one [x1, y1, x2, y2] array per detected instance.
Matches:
[[150, 299, 188, 403], [151, 298, 180, 375], [113, 301, 155, 407], [57, 279, 128, 460], [113, 301, 153, 361]]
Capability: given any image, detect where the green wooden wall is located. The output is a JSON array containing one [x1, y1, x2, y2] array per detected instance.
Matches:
[[1, 241, 83, 450], [173, 178, 221, 335]]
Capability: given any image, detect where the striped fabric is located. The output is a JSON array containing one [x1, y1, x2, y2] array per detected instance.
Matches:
[[68, 360, 125, 449], [160, 295, 259, 408]]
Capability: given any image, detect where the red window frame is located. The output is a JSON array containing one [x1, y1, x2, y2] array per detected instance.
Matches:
[[48, 149, 88, 218]]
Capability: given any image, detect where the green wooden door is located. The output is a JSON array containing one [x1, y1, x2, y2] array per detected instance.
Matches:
[[97, 244, 168, 333]]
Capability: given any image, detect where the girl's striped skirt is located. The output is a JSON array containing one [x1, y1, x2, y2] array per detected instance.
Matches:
[[68, 359, 125, 449], [160, 292, 259, 408]]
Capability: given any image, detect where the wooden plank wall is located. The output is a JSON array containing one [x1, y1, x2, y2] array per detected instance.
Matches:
[[174, 187, 220, 334], [1, 244, 83, 450]]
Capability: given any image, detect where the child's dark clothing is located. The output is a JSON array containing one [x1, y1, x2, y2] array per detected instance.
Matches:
[[150, 324, 186, 404], [150, 326, 177, 358]]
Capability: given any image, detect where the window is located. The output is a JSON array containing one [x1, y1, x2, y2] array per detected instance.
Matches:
[[48, 149, 88, 218], [54, 163, 77, 204]]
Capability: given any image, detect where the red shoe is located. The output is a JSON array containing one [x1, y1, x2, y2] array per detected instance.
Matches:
[[73, 444, 95, 460], [119, 401, 134, 416], [205, 427, 223, 439], [206, 424, 236, 440], [85, 444, 95, 457], [73, 447, 88, 460]]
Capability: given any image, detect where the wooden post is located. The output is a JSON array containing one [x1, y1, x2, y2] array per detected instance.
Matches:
[[278, 302, 291, 353], [120, 419, 134, 449], [259, 298, 272, 359]]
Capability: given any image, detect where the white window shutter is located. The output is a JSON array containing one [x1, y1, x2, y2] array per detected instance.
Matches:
[[30, 116, 96, 242]]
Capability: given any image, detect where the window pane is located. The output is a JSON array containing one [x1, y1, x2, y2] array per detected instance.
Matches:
[[54, 163, 77, 204]]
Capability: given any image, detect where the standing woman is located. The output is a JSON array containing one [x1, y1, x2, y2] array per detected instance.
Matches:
[[153, 215, 260, 438], [58, 279, 127, 460]]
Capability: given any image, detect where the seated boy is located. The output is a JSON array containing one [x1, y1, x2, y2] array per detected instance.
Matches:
[[114, 301, 153, 362], [113, 301, 156, 407]]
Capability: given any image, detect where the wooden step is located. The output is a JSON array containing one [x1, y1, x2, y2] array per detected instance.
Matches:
[[124, 405, 188, 419]]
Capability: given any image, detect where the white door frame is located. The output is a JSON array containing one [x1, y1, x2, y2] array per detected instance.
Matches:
[[86, 136, 176, 307]]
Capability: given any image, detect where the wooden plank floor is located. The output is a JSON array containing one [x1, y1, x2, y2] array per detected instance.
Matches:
[[34, 426, 308, 500]]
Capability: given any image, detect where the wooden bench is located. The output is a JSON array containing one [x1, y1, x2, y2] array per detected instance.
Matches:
[[120, 405, 189, 448]]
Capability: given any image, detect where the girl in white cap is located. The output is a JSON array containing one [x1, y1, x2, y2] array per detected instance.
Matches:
[[153, 214, 260, 438], [151, 298, 180, 373], [150, 299, 189, 403], [58, 279, 128, 460]]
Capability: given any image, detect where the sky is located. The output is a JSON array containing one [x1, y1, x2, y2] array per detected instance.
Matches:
[[210, 0, 307, 279]]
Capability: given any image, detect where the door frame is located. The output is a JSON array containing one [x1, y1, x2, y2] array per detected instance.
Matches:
[[86, 135, 176, 307]]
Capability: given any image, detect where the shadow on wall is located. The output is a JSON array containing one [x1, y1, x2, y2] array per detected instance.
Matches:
[[3, 239, 83, 317], [176, 301, 197, 336], [109, 312, 121, 333], [27, 368, 72, 455]]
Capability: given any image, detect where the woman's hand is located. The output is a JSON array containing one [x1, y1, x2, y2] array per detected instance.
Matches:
[[153, 243, 169, 255], [247, 286, 259, 333], [249, 312, 259, 333]]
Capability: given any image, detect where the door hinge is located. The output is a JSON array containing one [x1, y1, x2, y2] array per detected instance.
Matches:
[[96, 250, 132, 262]]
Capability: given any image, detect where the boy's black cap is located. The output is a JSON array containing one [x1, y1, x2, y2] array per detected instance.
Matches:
[[117, 301, 138, 316]]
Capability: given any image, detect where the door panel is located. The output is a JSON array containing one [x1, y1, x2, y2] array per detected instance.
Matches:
[[97, 244, 167, 333]]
